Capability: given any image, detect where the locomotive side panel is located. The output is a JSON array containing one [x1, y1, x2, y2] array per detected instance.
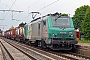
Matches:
[[30, 16, 49, 42], [31, 21, 41, 40]]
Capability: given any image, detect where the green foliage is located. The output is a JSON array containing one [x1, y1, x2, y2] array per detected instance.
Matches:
[[61, 13, 68, 16], [78, 38, 90, 43], [19, 22, 26, 27], [9, 26, 14, 30], [73, 5, 89, 31], [81, 7, 90, 39]]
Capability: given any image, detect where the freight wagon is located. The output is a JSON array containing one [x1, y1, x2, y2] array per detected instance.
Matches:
[[4, 26, 24, 41], [10, 28, 16, 40], [5, 30, 11, 39], [15, 26, 24, 41]]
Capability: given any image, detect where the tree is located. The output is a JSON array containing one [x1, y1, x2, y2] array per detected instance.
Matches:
[[81, 7, 90, 39], [9, 26, 14, 30], [61, 13, 68, 16], [19, 22, 26, 27], [73, 5, 89, 32]]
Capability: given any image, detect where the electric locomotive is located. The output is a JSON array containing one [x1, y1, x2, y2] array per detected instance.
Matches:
[[24, 12, 78, 50]]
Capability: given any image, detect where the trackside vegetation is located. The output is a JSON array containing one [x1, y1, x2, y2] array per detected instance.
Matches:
[[78, 38, 90, 44], [73, 5, 90, 40]]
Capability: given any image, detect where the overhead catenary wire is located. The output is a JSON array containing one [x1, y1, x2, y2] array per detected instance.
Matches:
[[6, 0, 9, 8], [0, 2, 9, 8], [0, 0, 19, 19], [1, 0, 39, 30], [19, 15, 29, 20], [27, 0, 40, 15], [8, 0, 39, 23], [0, 0, 60, 30], [37, 0, 59, 11], [1, 0, 60, 22], [28, 0, 40, 8], [0, 0, 13, 21], [0, 0, 17, 30], [19, 0, 40, 21], [10, 0, 20, 19], [0, 0, 23, 31], [10, 0, 19, 10], [19, 0, 60, 21], [3, 0, 17, 19], [29, 0, 59, 20], [3, 0, 17, 21]]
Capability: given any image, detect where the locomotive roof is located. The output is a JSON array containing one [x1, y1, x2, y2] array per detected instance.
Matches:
[[30, 12, 70, 22], [31, 17, 41, 22], [30, 12, 61, 22]]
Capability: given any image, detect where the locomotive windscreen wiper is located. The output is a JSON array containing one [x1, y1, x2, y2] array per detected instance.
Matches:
[[55, 16, 61, 21]]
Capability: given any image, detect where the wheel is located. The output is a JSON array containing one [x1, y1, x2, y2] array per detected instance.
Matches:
[[71, 45, 77, 52], [41, 40, 47, 48]]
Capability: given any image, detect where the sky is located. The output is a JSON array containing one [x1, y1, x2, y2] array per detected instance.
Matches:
[[0, 0, 90, 31]]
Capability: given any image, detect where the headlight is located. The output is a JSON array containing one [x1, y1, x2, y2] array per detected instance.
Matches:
[[52, 33, 55, 37], [69, 31, 72, 34], [52, 33, 56, 37]]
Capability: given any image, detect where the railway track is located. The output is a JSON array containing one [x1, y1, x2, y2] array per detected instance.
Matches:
[[2, 38, 66, 60], [32, 45, 90, 60], [65, 51, 90, 59], [0, 38, 37, 60], [0, 41, 14, 60], [52, 51, 90, 60], [1, 37, 90, 60]]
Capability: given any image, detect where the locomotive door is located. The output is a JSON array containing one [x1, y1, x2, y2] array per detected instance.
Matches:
[[38, 23, 40, 36], [41, 20, 46, 38]]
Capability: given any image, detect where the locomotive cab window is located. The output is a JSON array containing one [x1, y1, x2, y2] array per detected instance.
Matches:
[[38, 23, 40, 29], [43, 20, 46, 26], [52, 17, 71, 28]]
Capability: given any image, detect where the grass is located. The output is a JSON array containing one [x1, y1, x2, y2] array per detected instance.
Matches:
[[77, 38, 90, 44]]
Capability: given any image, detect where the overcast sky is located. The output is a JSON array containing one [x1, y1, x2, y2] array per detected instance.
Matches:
[[0, 0, 90, 31]]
